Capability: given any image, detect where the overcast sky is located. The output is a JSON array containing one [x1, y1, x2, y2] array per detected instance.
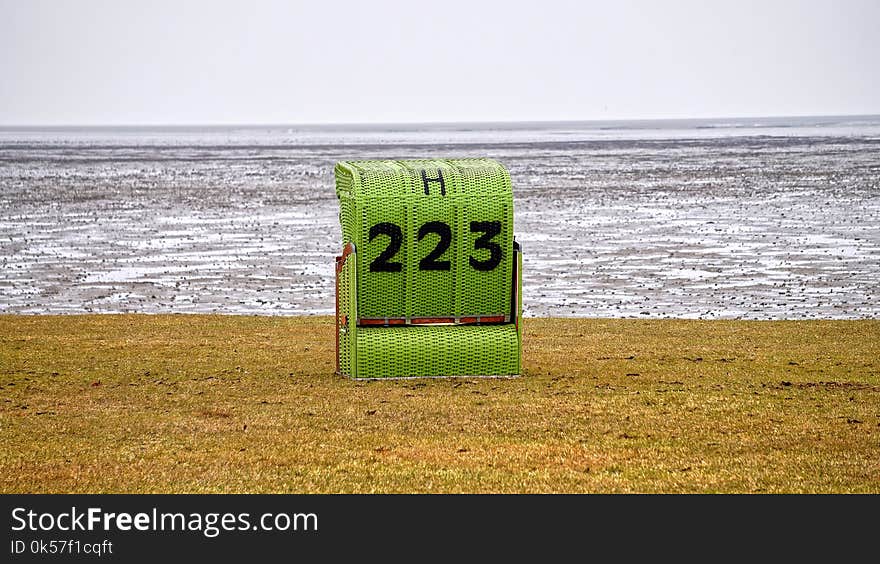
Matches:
[[1, 0, 878, 125]]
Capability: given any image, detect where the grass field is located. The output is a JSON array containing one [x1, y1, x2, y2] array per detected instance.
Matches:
[[1, 314, 878, 493]]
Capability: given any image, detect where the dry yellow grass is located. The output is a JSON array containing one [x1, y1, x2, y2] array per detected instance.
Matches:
[[1, 314, 878, 493]]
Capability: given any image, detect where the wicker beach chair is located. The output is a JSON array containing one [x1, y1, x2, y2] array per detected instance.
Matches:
[[334, 158, 522, 379]]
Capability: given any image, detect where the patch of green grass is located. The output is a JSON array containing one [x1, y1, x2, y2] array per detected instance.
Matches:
[[1, 315, 878, 493]]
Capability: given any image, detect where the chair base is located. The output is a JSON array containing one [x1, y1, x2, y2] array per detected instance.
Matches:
[[342, 323, 520, 379]]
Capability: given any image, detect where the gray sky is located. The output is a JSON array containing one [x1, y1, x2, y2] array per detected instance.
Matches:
[[1, 0, 878, 125]]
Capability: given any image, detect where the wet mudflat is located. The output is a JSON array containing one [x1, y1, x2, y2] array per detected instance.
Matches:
[[1, 120, 878, 319]]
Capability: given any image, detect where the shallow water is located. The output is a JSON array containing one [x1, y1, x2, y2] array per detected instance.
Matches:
[[1, 117, 879, 319]]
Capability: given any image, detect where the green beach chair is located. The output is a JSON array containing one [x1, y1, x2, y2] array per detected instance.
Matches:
[[334, 158, 522, 379]]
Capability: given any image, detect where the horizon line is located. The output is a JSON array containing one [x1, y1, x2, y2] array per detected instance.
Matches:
[[1, 112, 879, 130]]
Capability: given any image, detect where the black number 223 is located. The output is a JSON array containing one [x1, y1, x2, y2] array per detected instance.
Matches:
[[369, 221, 503, 272]]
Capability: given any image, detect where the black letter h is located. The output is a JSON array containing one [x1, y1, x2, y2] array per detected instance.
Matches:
[[421, 169, 446, 196]]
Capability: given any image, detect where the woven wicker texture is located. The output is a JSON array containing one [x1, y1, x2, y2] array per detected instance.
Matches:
[[335, 158, 513, 321], [334, 158, 521, 379], [356, 324, 520, 378]]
